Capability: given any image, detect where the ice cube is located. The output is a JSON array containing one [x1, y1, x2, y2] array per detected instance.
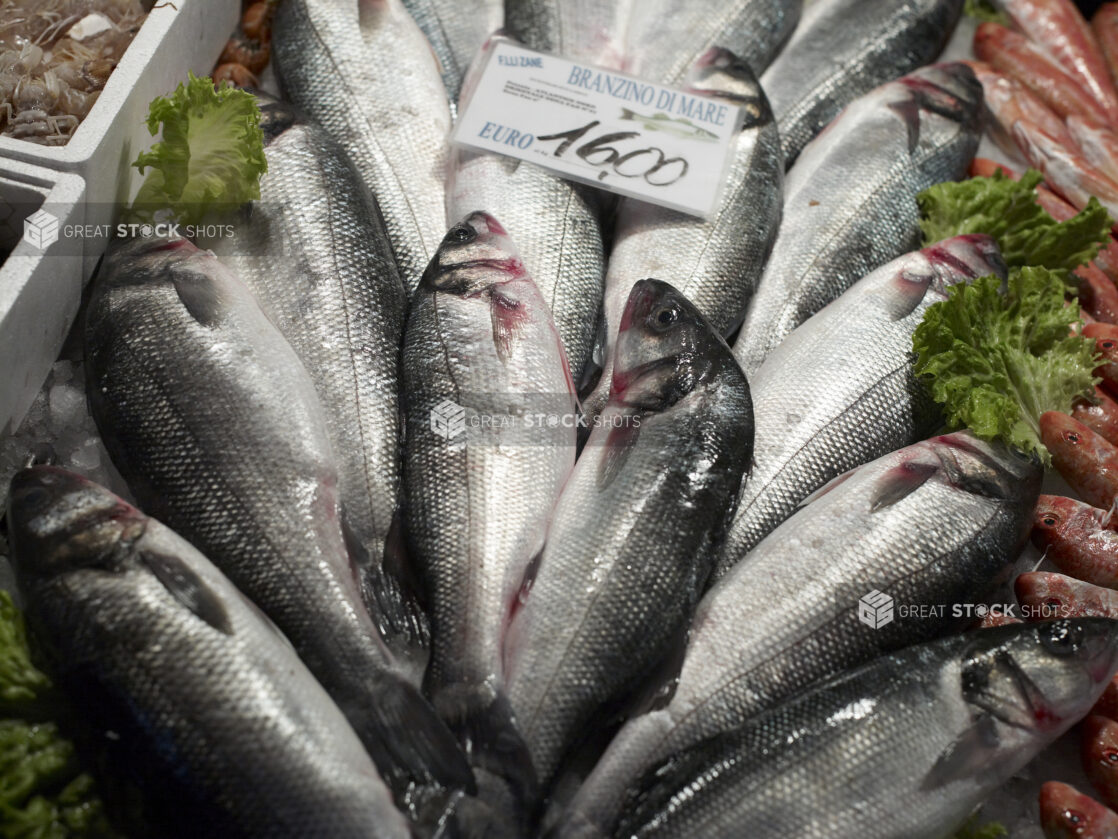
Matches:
[[69, 438, 101, 473], [48, 384, 86, 429]]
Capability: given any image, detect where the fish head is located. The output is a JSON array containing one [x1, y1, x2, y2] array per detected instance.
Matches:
[[684, 48, 769, 128], [1040, 781, 1118, 838], [252, 91, 301, 143], [419, 212, 526, 295], [1084, 322, 1118, 364], [922, 234, 1006, 295], [1015, 571, 1087, 617], [1040, 411, 1115, 482], [610, 279, 731, 412], [1030, 494, 1091, 552], [6, 466, 144, 582], [923, 431, 1042, 509]]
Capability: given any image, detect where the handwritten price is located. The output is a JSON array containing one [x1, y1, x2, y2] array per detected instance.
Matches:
[[537, 121, 689, 187]]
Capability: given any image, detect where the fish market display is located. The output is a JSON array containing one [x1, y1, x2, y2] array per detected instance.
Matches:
[[732, 62, 983, 376], [583, 47, 781, 417], [82, 236, 473, 821], [198, 97, 420, 671], [0, 0, 146, 144], [504, 279, 754, 791], [563, 432, 1041, 837], [273, 0, 451, 293], [597, 620, 1118, 839], [403, 212, 576, 808], [5, 466, 410, 839], [401, 0, 502, 101], [714, 234, 1006, 573], [761, 0, 964, 167]]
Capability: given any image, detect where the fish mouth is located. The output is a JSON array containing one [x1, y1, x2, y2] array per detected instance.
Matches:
[[618, 279, 660, 333]]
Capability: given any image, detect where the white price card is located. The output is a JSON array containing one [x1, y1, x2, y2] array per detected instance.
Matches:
[[452, 41, 745, 218]]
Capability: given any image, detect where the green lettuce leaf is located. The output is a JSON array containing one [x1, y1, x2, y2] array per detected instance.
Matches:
[[130, 73, 266, 226], [964, 0, 1009, 24], [913, 266, 1099, 463], [918, 170, 1112, 278], [952, 815, 1008, 839]]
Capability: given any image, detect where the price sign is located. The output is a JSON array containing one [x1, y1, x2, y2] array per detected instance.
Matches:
[[452, 41, 744, 218]]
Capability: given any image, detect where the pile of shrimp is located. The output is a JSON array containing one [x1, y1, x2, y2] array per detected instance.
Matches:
[[0, 0, 149, 145]]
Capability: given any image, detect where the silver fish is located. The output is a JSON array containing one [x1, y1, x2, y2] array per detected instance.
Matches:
[[403, 212, 576, 809], [504, 279, 754, 791], [83, 236, 473, 821], [763, 0, 965, 167], [623, 0, 801, 85], [273, 0, 451, 294], [504, 0, 631, 68], [714, 234, 1006, 576], [561, 432, 1041, 837], [582, 48, 781, 419], [604, 620, 1118, 839], [733, 62, 984, 377], [401, 0, 502, 102], [199, 97, 423, 673], [6, 466, 410, 839]]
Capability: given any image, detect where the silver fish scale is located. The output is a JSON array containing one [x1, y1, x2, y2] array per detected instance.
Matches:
[[13, 486, 409, 838], [401, 0, 502, 101], [505, 371, 753, 788], [732, 63, 983, 377], [504, 0, 631, 67], [83, 239, 471, 809], [563, 433, 1040, 837], [623, 0, 802, 85], [762, 0, 964, 167], [582, 54, 782, 418], [448, 151, 607, 382], [273, 0, 451, 294], [202, 117, 408, 646], [607, 621, 1118, 838]]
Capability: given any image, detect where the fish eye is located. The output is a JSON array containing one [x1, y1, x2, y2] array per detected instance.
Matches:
[[1064, 809, 1085, 825], [1064, 430, 1081, 444], [15, 486, 50, 509], [653, 306, 678, 329], [1104, 749, 1118, 765], [1040, 622, 1083, 657], [1043, 597, 1063, 609], [1040, 513, 1060, 528], [1103, 340, 1116, 350], [446, 224, 476, 244]]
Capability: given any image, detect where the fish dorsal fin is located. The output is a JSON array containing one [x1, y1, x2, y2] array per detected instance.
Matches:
[[140, 549, 233, 636]]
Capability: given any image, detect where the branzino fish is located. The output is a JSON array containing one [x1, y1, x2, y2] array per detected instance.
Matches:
[[604, 620, 1118, 839], [6, 467, 410, 839], [504, 279, 754, 790], [561, 432, 1041, 837], [83, 237, 473, 821], [732, 62, 984, 377], [273, 0, 451, 293], [401, 0, 502, 102], [504, 0, 631, 68], [581, 47, 781, 419], [199, 97, 423, 672], [713, 234, 1006, 576], [403, 212, 576, 807], [761, 0, 964, 167], [623, 0, 801, 86]]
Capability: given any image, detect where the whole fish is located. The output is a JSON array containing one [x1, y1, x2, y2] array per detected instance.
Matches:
[[403, 212, 576, 808], [582, 48, 781, 418], [761, 0, 964, 167], [1031, 494, 1118, 588], [622, 0, 801, 86], [504, 279, 754, 790], [6, 466, 409, 839], [733, 62, 983, 376], [714, 234, 1006, 575], [401, 0, 502, 102], [1083, 715, 1118, 811], [1041, 782, 1118, 839], [1016, 571, 1118, 618], [1040, 411, 1118, 511], [562, 432, 1041, 837], [83, 236, 473, 821], [198, 96, 423, 672], [273, 0, 451, 293], [503, 0, 630, 68], [602, 620, 1118, 839]]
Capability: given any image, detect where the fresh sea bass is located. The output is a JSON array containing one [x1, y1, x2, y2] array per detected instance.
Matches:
[[401, 0, 502, 102], [583, 48, 781, 418], [199, 97, 421, 670], [274, 0, 451, 293], [623, 0, 801, 86], [714, 234, 1006, 574], [761, 0, 964, 167], [403, 212, 576, 803], [561, 432, 1041, 837], [6, 467, 410, 839], [733, 62, 984, 377], [83, 237, 473, 820], [504, 0, 630, 68], [504, 279, 754, 790], [603, 620, 1118, 839]]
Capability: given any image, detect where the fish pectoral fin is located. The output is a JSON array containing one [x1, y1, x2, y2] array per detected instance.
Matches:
[[798, 466, 862, 508], [597, 422, 641, 491], [921, 713, 1001, 790], [868, 459, 941, 512], [138, 549, 234, 636], [170, 265, 228, 328]]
